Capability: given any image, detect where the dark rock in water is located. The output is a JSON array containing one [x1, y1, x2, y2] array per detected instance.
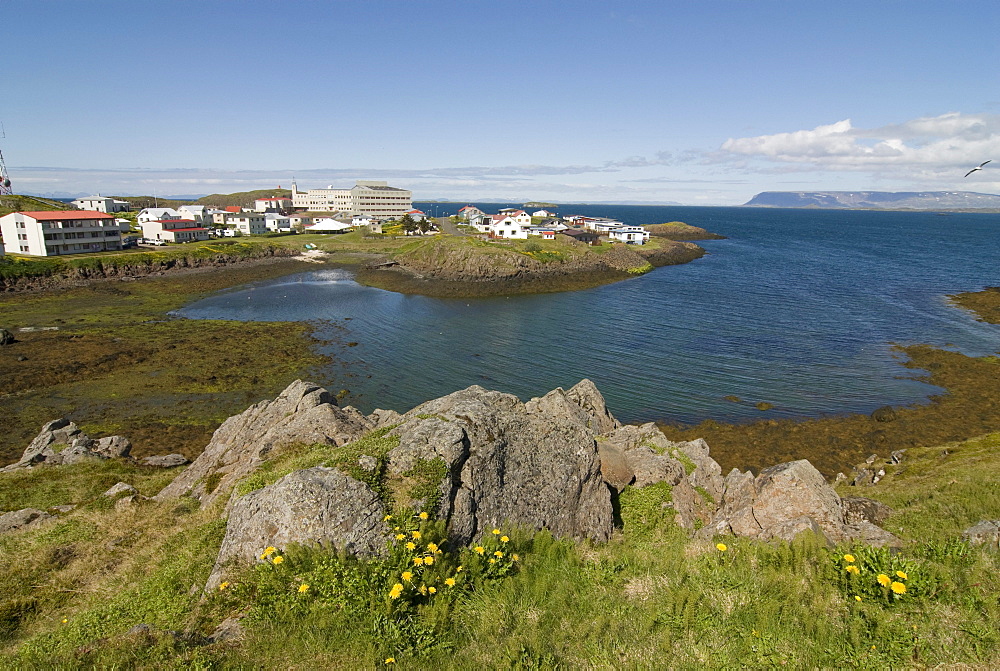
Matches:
[[871, 406, 898, 422], [755, 401, 774, 411], [207, 467, 388, 589], [0, 328, 15, 345], [0, 508, 55, 534], [142, 454, 189, 468], [962, 520, 1000, 548]]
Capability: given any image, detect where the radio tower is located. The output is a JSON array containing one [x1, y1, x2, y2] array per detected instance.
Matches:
[[0, 123, 12, 195]]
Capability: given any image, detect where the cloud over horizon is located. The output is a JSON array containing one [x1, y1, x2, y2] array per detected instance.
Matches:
[[718, 113, 1000, 176]]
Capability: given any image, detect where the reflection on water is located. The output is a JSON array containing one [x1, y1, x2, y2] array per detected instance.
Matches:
[[176, 206, 1000, 424]]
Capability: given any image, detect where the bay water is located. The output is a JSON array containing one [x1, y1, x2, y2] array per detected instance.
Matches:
[[176, 205, 1000, 425]]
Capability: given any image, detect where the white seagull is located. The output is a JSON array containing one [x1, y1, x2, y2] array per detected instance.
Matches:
[[964, 160, 992, 178]]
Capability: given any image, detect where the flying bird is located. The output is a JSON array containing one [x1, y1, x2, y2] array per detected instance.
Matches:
[[964, 160, 992, 178]]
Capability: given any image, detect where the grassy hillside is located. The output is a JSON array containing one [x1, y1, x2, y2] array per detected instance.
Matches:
[[0, 194, 70, 218], [195, 189, 292, 209]]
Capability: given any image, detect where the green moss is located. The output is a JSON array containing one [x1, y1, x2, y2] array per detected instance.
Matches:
[[395, 458, 449, 512], [670, 449, 698, 475]]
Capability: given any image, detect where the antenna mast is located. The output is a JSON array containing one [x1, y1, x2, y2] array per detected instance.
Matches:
[[0, 123, 12, 196]]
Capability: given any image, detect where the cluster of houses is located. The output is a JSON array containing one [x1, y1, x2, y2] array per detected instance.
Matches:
[[458, 206, 651, 245]]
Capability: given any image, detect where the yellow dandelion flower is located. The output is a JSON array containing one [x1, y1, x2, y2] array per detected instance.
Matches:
[[492, 528, 501, 535], [298, 584, 310, 593], [716, 543, 728, 552], [877, 574, 891, 587], [843, 554, 856, 563], [419, 584, 427, 595], [384, 514, 392, 521], [512, 554, 520, 562], [494, 550, 504, 558], [395, 533, 406, 541], [501, 535, 510, 543], [260, 546, 277, 559], [423, 556, 435, 566], [61, 618, 68, 623], [412, 557, 423, 566], [489, 558, 497, 564], [445, 577, 456, 587], [389, 583, 403, 599], [272, 556, 284, 565], [474, 546, 485, 555], [428, 586, 437, 594], [855, 595, 862, 602], [218, 581, 230, 591], [411, 530, 422, 540], [385, 658, 396, 665], [402, 571, 413, 582], [845, 565, 860, 575], [427, 542, 439, 553], [896, 570, 908, 580], [405, 541, 416, 550], [890, 581, 906, 595], [394, 526, 400, 531], [419, 511, 429, 520], [456, 565, 464, 572]]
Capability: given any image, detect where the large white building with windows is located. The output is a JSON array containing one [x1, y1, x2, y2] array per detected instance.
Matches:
[[291, 180, 412, 218], [0, 210, 123, 256]]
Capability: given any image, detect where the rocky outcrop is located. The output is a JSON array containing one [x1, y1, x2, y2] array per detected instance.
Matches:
[[0, 508, 54, 534], [702, 460, 901, 546], [0, 328, 15, 345], [154, 380, 372, 508], [207, 467, 388, 589], [962, 520, 1000, 548], [394, 380, 615, 546], [0, 420, 132, 473]]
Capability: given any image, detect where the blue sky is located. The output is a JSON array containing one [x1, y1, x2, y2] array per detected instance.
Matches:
[[3, 0, 999, 204]]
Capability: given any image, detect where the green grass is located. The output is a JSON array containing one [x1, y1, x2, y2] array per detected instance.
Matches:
[[4, 431, 1000, 667]]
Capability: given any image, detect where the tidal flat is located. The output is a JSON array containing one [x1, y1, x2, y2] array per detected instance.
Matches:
[[0, 258, 333, 464]]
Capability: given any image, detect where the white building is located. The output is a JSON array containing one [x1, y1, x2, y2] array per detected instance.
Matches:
[[1, 210, 123, 256], [531, 209, 556, 218], [255, 196, 293, 212], [137, 207, 182, 224], [140, 219, 210, 243], [458, 205, 484, 220], [229, 213, 267, 236], [71, 196, 131, 213], [264, 213, 291, 232], [608, 225, 650, 244], [486, 215, 529, 239], [177, 205, 210, 224], [291, 180, 412, 218]]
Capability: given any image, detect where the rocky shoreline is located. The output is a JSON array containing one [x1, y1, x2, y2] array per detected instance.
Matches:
[[356, 238, 706, 298]]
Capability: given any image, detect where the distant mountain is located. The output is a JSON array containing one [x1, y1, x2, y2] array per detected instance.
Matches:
[[744, 191, 1000, 210]]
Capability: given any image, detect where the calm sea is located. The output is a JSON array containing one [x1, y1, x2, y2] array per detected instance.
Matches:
[[176, 204, 1000, 425]]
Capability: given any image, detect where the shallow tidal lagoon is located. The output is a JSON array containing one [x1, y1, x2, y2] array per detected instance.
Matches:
[[176, 205, 1000, 426]]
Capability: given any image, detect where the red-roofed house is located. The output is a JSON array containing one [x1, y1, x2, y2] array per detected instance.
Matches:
[[457, 205, 484, 221], [140, 219, 210, 243], [224, 206, 243, 214], [0, 210, 122, 256]]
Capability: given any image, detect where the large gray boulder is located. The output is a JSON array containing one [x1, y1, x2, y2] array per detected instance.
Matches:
[[155, 380, 373, 507], [398, 382, 614, 545], [207, 467, 387, 589]]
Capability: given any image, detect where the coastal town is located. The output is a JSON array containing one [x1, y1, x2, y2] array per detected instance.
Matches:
[[0, 180, 652, 257]]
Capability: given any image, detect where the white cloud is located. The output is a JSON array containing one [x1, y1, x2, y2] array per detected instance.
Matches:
[[718, 113, 1000, 175]]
